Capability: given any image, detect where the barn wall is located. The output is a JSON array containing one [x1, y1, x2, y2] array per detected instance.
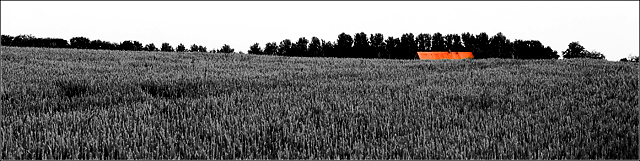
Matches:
[[417, 52, 474, 60]]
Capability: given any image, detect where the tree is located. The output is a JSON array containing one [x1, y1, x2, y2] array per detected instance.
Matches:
[[70, 37, 90, 49], [369, 33, 385, 58], [431, 32, 445, 51], [489, 32, 510, 58], [10, 35, 36, 47], [400, 33, 417, 59], [277, 39, 292, 56], [37, 38, 68, 48], [474, 32, 490, 59], [89, 40, 106, 49], [583, 50, 605, 59], [190, 44, 199, 52], [218, 44, 234, 53], [385, 36, 400, 59], [337, 32, 354, 58], [321, 40, 335, 57], [176, 43, 186, 52], [513, 40, 558, 59], [132, 41, 143, 51], [161, 42, 173, 52], [444, 34, 454, 51], [264, 42, 277, 55], [144, 43, 158, 51], [248, 43, 263, 55], [198, 45, 207, 52], [294, 37, 309, 57], [120, 40, 135, 51], [416, 33, 431, 51], [460, 32, 474, 51], [1, 35, 13, 46], [562, 41, 586, 59], [452, 34, 464, 51], [353, 32, 369, 58], [309, 37, 322, 57]]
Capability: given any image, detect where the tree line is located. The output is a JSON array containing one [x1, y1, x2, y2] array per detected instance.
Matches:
[[248, 32, 563, 60], [2, 32, 623, 61], [1, 34, 236, 53]]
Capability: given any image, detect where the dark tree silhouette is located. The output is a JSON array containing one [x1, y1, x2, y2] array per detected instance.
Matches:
[[369, 33, 385, 58], [431, 33, 445, 51], [176, 43, 186, 52], [489, 32, 510, 58], [416, 33, 430, 51], [452, 34, 464, 51], [1, 35, 14, 46], [562, 41, 586, 59], [444, 34, 454, 51], [353, 32, 369, 58], [400, 33, 417, 59], [120, 40, 135, 51], [337, 32, 353, 58], [132, 41, 143, 51], [385, 36, 400, 59], [264, 42, 277, 55], [161, 42, 173, 52], [144, 43, 158, 51], [190, 44, 199, 52], [249, 43, 263, 55], [512, 40, 558, 59], [218, 44, 234, 53], [278, 39, 292, 56], [294, 37, 309, 57], [321, 40, 335, 57], [460, 32, 475, 52], [70, 37, 90, 49], [198, 45, 207, 52], [309, 37, 322, 57], [583, 50, 605, 59], [561, 41, 604, 59], [474, 32, 490, 59], [620, 55, 639, 62]]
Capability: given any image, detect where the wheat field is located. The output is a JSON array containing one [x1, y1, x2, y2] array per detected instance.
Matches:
[[1, 46, 637, 159]]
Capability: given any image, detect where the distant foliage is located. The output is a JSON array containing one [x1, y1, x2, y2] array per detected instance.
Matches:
[[264, 42, 278, 55], [197, 45, 207, 52], [161, 42, 174, 52], [278, 39, 292, 56], [120, 40, 135, 51], [1, 34, 69, 48], [3, 32, 592, 60], [89, 40, 119, 50], [1, 34, 214, 53], [176, 43, 186, 52], [70, 37, 90, 49], [248, 43, 263, 55], [337, 33, 354, 58], [218, 44, 234, 53], [619, 54, 639, 62], [144, 43, 158, 51], [562, 41, 605, 59]]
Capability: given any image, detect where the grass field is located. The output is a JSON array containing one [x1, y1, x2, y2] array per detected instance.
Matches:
[[1, 46, 638, 159]]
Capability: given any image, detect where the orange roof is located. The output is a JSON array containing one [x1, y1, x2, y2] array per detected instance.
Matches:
[[417, 51, 474, 60]]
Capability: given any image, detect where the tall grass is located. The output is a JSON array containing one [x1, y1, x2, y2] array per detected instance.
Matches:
[[1, 46, 637, 159]]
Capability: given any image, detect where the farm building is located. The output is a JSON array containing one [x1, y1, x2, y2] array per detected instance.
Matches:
[[417, 51, 474, 60]]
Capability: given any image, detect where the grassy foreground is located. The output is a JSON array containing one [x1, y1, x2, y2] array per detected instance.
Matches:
[[0, 46, 638, 159]]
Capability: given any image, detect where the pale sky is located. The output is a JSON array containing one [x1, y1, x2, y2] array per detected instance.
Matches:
[[1, 1, 638, 61]]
